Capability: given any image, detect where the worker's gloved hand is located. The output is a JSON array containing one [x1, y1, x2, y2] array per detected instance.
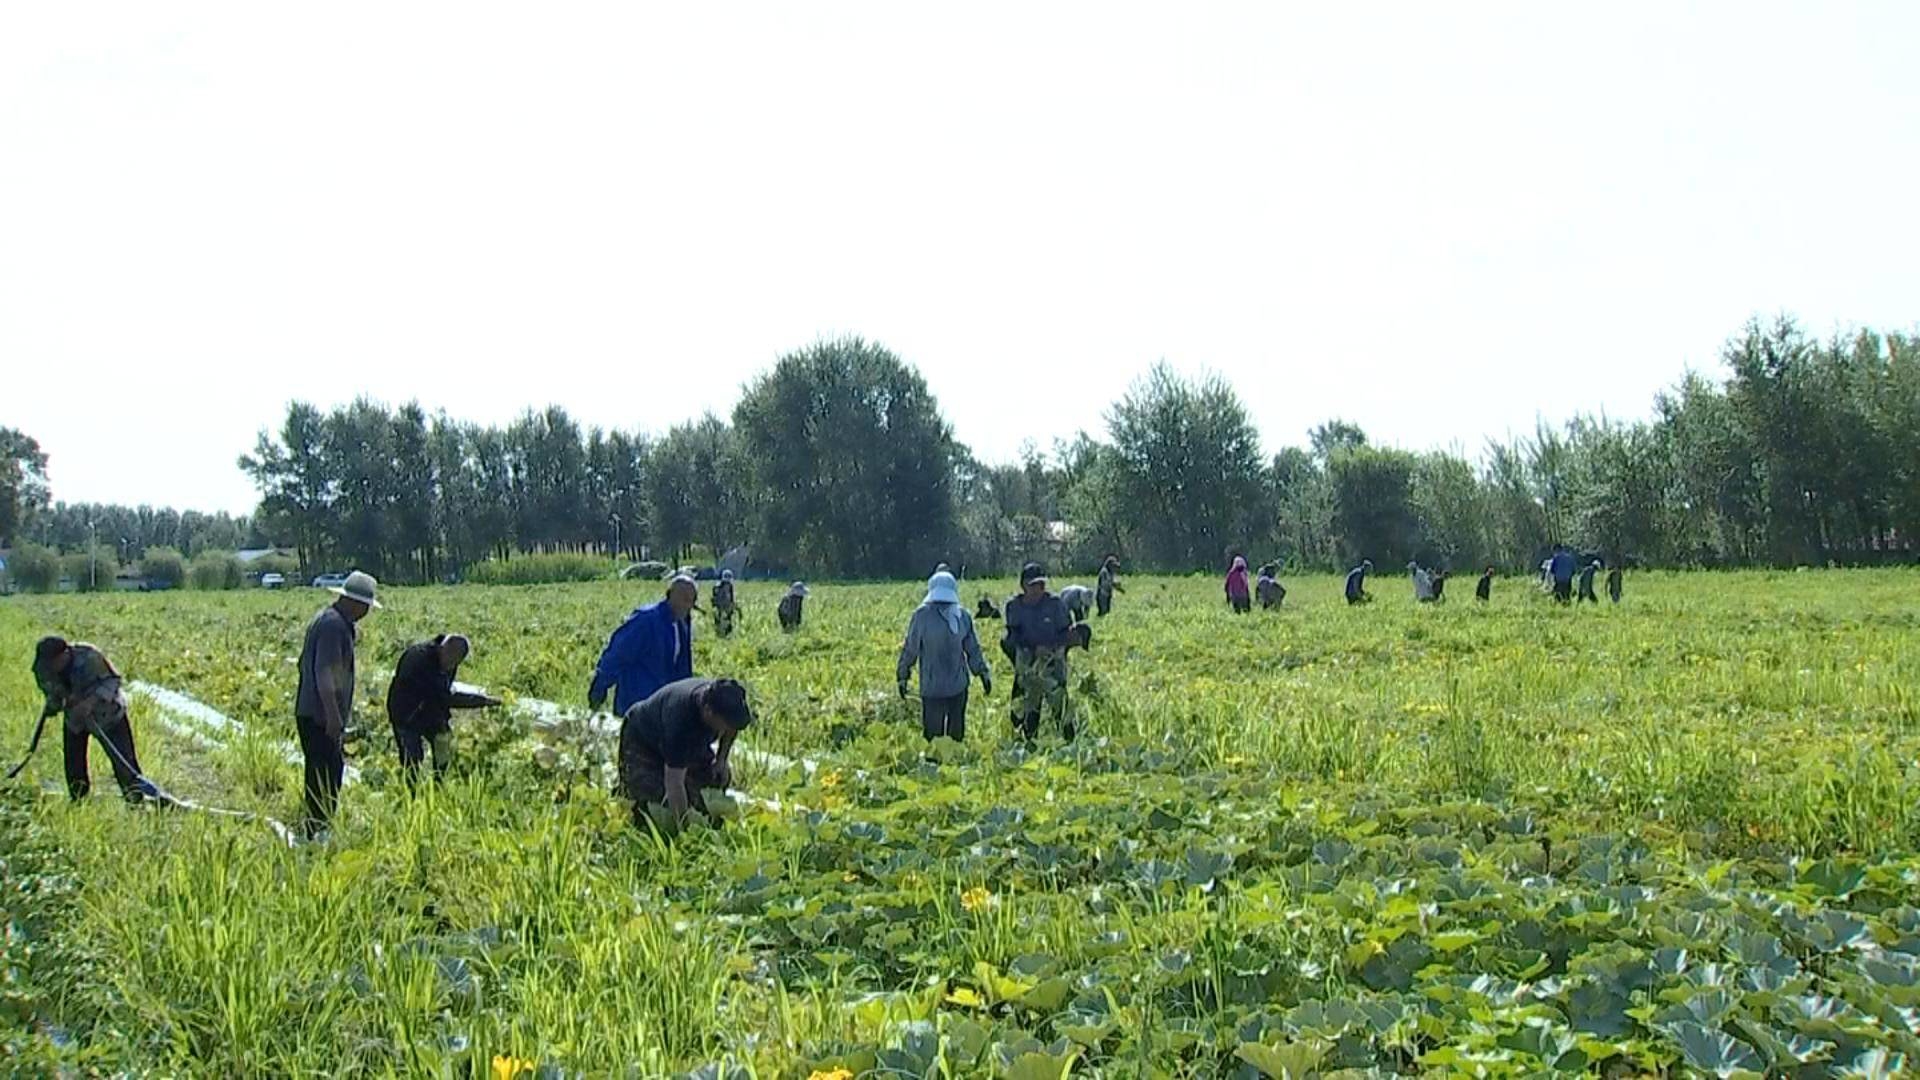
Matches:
[[588, 690, 605, 712], [897, 680, 910, 700]]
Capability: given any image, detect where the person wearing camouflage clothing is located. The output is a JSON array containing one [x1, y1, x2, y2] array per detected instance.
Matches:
[[31, 637, 156, 802], [711, 570, 739, 638], [1003, 562, 1081, 742]]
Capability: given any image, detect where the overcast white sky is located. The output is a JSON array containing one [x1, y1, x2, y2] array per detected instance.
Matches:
[[3, 3, 1916, 516]]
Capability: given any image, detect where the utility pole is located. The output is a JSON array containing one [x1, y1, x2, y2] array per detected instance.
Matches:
[[88, 517, 97, 591]]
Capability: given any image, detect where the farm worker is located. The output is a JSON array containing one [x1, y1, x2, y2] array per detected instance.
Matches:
[[1225, 556, 1252, 614], [1344, 559, 1374, 605], [1004, 562, 1081, 741], [777, 581, 809, 632], [1409, 562, 1435, 602], [30, 637, 157, 802], [1578, 559, 1602, 604], [711, 570, 738, 638], [1475, 566, 1494, 602], [1095, 555, 1124, 617], [1256, 563, 1286, 609], [1548, 547, 1577, 604], [1430, 569, 1449, 602], [1607, 565, 1624, 604], [897, 572, 993, 742], [590, 575, 698, 715], [617, 676, 752, 827], [295, 569, 379, 840], [385, 634, 500, 789], [1059, 584, 1094, 624]]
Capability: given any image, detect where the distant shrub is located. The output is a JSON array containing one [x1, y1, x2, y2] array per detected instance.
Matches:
[[189, 550, 244, 591], [621, 561, 670, 581], [7, 543, 60, 593], [466, 553, 612, 586], [251, 553, 299, 581], [140, 547, 187, 589], [60, 547, 118, 592]]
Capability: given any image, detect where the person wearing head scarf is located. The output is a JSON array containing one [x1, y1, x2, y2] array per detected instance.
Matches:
[[1225, 556, 1252, 614], [777, 581, 810, 632], [897, 571, 993, 742]]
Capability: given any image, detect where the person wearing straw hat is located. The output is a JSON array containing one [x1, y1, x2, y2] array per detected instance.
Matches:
[[590, 575, 699, 715], [897, 571, 993, 742], [777, 581, 810, 632], [295, 569, 380, 840]]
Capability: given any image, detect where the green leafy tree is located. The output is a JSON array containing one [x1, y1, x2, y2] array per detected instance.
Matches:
[[1328, 445, 1419, 565], [139, 546, 187, 589], [733, 337, 958, 576], [7, 542, 60, 592], [0, 428, 51, 546], [1106, 363, 1265, 569]]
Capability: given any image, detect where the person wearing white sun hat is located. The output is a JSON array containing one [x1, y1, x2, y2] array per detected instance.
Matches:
[[295, 569, 380, 839], [897, 571, 992, 742]]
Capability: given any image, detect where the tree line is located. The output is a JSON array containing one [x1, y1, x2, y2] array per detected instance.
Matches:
[[3, 318, 1914, 585]]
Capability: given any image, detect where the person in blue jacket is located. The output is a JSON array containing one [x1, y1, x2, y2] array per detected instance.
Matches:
[[1548, 545, 1577, 604], [590, 575, 699, 714]]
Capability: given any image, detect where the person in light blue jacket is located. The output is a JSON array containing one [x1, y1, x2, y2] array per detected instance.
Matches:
[[590, 576, 698, 714], [897, 572, 992, 742]]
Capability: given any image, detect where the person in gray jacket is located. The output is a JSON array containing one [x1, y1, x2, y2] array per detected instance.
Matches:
[[896, 571, 992, 741]]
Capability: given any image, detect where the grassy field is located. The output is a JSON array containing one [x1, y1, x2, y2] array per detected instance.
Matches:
[[2, 570, 1919, 1077]]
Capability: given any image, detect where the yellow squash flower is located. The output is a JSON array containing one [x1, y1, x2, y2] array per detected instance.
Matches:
[[807, 1069, 855, 1080], [960, 886, 994, 912], [944, 986, 986, 1008], [491, 1056, 535, 1080]]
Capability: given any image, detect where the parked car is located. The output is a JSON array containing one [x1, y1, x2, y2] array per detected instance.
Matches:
[[260, 573, 287, 590], [312, 573, 349, 589]]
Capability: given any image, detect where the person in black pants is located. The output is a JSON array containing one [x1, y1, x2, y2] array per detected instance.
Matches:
[[1475, 566, 1494, 602], [295, 571, 380, 840], [386, 634, 500, 789], [31, 637, 156, 802], [1577, 559, 1602, 604]]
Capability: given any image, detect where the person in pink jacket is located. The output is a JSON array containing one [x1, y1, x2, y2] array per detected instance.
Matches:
[[1225, 555, 1252, 614]]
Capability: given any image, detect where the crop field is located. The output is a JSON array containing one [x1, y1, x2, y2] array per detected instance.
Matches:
[[3, 570, 1920, 1077]]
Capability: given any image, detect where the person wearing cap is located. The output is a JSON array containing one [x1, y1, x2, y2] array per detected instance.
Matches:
[[1058, 583, 1095, 624], [590, 575, 698, 716], [897, 571, 992, 742], [30, 636, 157, 802], [617, 676, 752, 826], [295, 569, 380, 839], [385, 634, 501, 789], [711, 570, 739, 638], [1003, 562, 1082, 741], [1475, 566, 1495, 602], [1095, 555, 1124, 617], [1344, 559, 1374, 605], [1256, 563, 1286, 610], [777, 581, 809, 632], [1577, 558, 1603, 604]]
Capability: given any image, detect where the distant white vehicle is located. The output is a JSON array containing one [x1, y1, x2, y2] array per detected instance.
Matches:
[[260, 573, 287, 590], [311, 573, 349, 589]]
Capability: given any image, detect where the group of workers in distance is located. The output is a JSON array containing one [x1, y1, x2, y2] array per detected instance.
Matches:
[[24, 546, 1624, 839]]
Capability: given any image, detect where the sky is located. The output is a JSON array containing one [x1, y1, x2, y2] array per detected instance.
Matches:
[[3, 3, 1916, 517]]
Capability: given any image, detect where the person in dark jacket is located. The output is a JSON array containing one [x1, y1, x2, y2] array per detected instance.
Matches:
[[386, 634, 500, 788], [1256, 564, 1286, 609], [1577, 559, 1602, 604], [1607, 565, 1624, 604], [31, 637, 156, 802], [590, 576, 698, 715], [296, 570, 380, 839], [1430, 569, 1449, 603], [1345, 560, 1374, 605], [1003, 563, 1081, 741], [777, 582, 809, 632], [1548, 547, 1577, 604], [617, 676, 753, 828], [1475, 566, 1494, 602]]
